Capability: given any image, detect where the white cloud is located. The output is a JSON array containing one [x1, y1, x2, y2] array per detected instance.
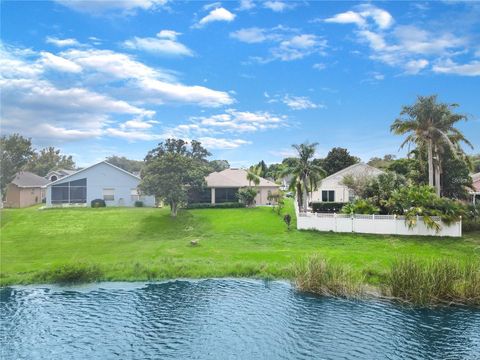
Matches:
[[54, 0, 168, 15], [238, 0, 255, 11], [325, 11, 366, 27], [432, 59, 480, 76], [39, 52, 83, 73], [324, 4, 393, 29], [198, 137, 250, 149], [194, 7, 236, 28], [61, 48, 233, 106], [282, 95, 322, 110], [0, 43, 235, 144], [273, 34, 327, 61], [313, 63, 326, 70], [45, 36, 80, 47], [404, 59, 429, 74], [263, 1, 294, 12], [324, 4, 475, 76], [123, 30, 194, 57], [231, 26, 327, 62], [230, 28, 270, 43]]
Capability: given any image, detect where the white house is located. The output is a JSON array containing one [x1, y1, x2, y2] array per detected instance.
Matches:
[[310, 163, 384, 203], [45, 169, 77, 182], [45, 161, 155, 207]]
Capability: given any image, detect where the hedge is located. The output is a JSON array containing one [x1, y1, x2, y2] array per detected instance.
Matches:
[[310, 202, 346, 213], [186, 202, 245, 209]]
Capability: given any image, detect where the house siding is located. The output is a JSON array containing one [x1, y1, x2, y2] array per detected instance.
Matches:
[[46, 162, 155, 207], [5, 184, 44, 208]]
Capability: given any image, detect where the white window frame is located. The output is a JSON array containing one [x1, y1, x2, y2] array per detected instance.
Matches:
[[130, 188, 140, 202]]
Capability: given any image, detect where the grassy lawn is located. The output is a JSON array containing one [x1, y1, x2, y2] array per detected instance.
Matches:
[[1, 200, 479, 286]]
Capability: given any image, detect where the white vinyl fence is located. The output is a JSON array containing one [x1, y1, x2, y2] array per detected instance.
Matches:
[[294, 202, 462, 237]]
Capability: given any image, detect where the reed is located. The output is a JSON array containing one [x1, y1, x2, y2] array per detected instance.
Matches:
[[294, 255, 364, 298], [388, 257, 480, 306], [35, 263, 103, 284]]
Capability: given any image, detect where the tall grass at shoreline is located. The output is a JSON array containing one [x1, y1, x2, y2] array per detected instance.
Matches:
[[388, 257, 480, 306], [294, 255, 364, 297]]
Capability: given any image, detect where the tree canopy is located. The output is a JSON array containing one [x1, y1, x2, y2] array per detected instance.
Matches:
[[323, 147, 360, 175], [140, 139, 211, 216], [106, 155, 144, 174], [25, 147, 75, 177], [0, 134, 35, 198]]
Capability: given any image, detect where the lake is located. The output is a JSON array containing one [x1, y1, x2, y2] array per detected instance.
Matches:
[[1, 279, 479, 359]]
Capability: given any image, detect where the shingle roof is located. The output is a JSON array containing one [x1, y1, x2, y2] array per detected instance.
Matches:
[[471, 172, 480, 192], [11, 171, 50, 187], [205, 168, 279, 188]]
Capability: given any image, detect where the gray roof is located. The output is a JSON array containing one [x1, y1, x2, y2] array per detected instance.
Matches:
[[205, 168, 279, 188], [11, 171, 50, 187]]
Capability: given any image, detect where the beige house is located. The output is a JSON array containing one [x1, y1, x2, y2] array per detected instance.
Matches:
[[310, 163, 384, 203], [470, 172, 480, 204], [4, 172, 50, 208], [190, 168, 280, 205]]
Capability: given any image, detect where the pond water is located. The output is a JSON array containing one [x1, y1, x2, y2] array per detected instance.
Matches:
[[1, 279, 479, 360]]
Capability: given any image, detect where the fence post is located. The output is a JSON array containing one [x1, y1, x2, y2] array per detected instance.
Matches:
[[334, 212, 337, 232], [351, 214, 354, 233]]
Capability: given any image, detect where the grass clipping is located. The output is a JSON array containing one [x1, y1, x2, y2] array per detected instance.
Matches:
[[294, 255, 364, 298]]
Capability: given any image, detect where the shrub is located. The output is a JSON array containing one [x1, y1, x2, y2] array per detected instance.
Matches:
[[91, 199, 106, 208], [341, 199, 380, 215], [294, 255, 363, 297], [463, 203, 480, 232], [237, 187, 258, 207], [36, 263, 103, 284], [310, 202, 345, 213], [384, 185, 464, 230], [134, 200, 144, 207], [186, 202, 245, 209]]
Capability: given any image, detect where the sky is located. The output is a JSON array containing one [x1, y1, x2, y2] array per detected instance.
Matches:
[[1, 0, 479, 167]]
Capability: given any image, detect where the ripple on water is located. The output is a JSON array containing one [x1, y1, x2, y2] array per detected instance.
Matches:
[[1, 279, 480, 360]]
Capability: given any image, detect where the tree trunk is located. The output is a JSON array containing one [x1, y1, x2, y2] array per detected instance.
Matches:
[[170, 201, 177, 217], [427, 139, 434, 187], [296, 182, 302, 209], [302, 176, 309, 212], [434, 159, 442, 197]]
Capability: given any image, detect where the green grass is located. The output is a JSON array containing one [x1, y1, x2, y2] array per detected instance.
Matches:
[[1, 200, 479, 287]]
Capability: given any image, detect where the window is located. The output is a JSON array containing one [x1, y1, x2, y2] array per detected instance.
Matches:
[[322, 190, 335, 202], [103, 188, 115, 201], [50, 175, 57, 181], [51, 178, 87, 204], [215, 188, 239, 203], [130, 188, 140, 202]]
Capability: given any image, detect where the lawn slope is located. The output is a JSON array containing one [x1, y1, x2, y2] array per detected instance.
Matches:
[[1, 201, 479, 285]]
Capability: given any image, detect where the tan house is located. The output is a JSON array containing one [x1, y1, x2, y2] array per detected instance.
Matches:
[[4, 172, 50, 208], [190, 168, 280, 205]]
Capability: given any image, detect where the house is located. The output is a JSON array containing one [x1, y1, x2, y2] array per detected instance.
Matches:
[[189, 168, 280, 205], [470, 172, 480, 204], [45, 169, 77, 182], [4, 172, 50, 208], [45, 161, 155, 207], [310, 163, 384, 203]]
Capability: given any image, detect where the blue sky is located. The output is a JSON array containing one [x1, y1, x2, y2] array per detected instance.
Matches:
[[1, 0, 479, 167]]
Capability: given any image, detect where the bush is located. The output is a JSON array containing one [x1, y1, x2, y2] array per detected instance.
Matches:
[[91, 199, 106, 208], [134, 200, 144, 207], [310, 202, 345, 213], [186, 202, 245, 209], [237, 187, 258, 207], [341, 199, 380, 215]]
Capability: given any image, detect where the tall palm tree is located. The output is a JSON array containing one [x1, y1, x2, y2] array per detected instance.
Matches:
[[282, 142, 326, 211], [391, 95, 471, 196], [246, 170, 260, 187]]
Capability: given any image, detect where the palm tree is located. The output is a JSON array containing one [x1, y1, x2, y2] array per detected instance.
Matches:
[[282, 142, 326, 211], [391, 95, 471, 196], [246, 170, 260, 187]]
